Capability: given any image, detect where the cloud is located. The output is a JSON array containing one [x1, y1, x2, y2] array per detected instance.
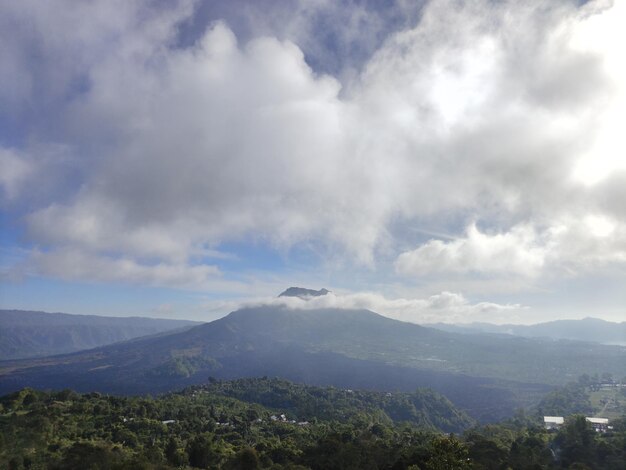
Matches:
[[24, 249, 221, 289], [396, 216, 626, 279], [0, 148, 33, 202], [182, 0, 425, 79], [395, 224, 547, 277], [23, 20, 385, 264], [232, 290, 525, 324], [2, 0, 626, 299]]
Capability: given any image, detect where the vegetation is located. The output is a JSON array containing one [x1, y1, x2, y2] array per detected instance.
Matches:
[[1, 378, 625, 469], [196, 378, 474, 433], [536, 383, 594, 417], [536, 374, 626, 418]]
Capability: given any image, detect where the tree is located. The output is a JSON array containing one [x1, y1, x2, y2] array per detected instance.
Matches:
[[466, 434, 508, 469], [508, 435, 553, 469], [556, 415, 597, 468], [187, 434, 212, 469], [227, 447, 260, 470], [424, 436, 472, 470], [61, 442, 119, 470], [165, 437, 187, 467]]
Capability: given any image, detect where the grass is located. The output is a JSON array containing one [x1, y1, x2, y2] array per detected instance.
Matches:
[[589, 387, 626, 420]]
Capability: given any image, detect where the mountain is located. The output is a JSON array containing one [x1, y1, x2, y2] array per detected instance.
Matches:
[[278, 287, 330, 298], [429, 317, 626, 346], [1, 305, 624, 422], [0, 309, 201, 360]]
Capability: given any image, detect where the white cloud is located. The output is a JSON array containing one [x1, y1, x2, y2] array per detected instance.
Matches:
[[547, 216, 626, 272], [2, 0, 626, 304], [23, 20, 386, 265], [232, 290, 525, 324], [570, 0, 626, 185], [396, 217, 626, 279], [396, 224, 547, 277]]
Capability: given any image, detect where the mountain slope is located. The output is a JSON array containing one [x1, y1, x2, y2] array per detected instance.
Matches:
[[0, 309, 201, 360], [1, 306, 624, 422]]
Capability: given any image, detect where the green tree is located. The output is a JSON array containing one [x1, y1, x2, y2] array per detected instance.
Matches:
[[165, 436, 187, 467], [61, 442, 120, 470], [556, 415, 597, 468], [227, 447, 261, 470], [424, 435, 472, 470]]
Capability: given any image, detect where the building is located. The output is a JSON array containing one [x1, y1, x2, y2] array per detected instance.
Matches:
[[543, 416, 564, 430], [586, 417, 610, 432], [544, 415, 611, 432]]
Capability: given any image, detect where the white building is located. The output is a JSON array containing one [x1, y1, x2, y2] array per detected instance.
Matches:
[[543, 416, 564, 430], [586, 417, 610, 432]]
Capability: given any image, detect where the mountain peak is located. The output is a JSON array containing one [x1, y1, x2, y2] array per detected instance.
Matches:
[[278, 287, 330, 299]]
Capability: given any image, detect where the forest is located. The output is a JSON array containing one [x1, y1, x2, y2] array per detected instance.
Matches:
[[1, 377, 625, 469]]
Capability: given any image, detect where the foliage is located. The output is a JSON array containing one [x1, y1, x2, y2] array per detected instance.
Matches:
[[198, 377, 474, 433], [1, 378, 625, 469], [537, 382, 594, 417]]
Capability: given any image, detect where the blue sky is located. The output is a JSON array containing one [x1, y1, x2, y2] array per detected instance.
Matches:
[[1, 0, 626, 324]]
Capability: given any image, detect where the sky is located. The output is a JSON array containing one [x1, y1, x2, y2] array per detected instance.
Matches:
[[1, 0, 626, 325]]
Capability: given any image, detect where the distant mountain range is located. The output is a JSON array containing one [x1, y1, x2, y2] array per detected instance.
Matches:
[[0, 309, 201, 360], [428, 317, 626, 346], [1, 304, 625, 423]]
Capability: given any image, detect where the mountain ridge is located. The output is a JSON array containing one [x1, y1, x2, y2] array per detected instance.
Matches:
[[428, 317, 626, 346], [0, 309, 201, 360]]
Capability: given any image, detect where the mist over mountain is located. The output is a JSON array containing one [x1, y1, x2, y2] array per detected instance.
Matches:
[[0, 310, 201, 360], [2, 304, 624, 423], [429, 317, 626, 346]]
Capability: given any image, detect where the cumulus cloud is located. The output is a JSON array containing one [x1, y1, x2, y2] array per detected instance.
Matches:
[[2, 0, 626, 300], [396, 216, 626, 279], [23, 20, 385, 265], [396, 224, 547, 277]]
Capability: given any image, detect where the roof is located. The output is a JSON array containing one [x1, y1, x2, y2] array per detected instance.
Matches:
[[586, 417, 609, 424], [543, 416, 564, 424]]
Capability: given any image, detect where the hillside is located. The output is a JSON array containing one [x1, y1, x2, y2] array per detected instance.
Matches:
[[195, 377, 475, 432], [2, 380, 625, 469], [0, 380, 471, 469], [1, 305, 624, 422], [0, 309, 201, 360]]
